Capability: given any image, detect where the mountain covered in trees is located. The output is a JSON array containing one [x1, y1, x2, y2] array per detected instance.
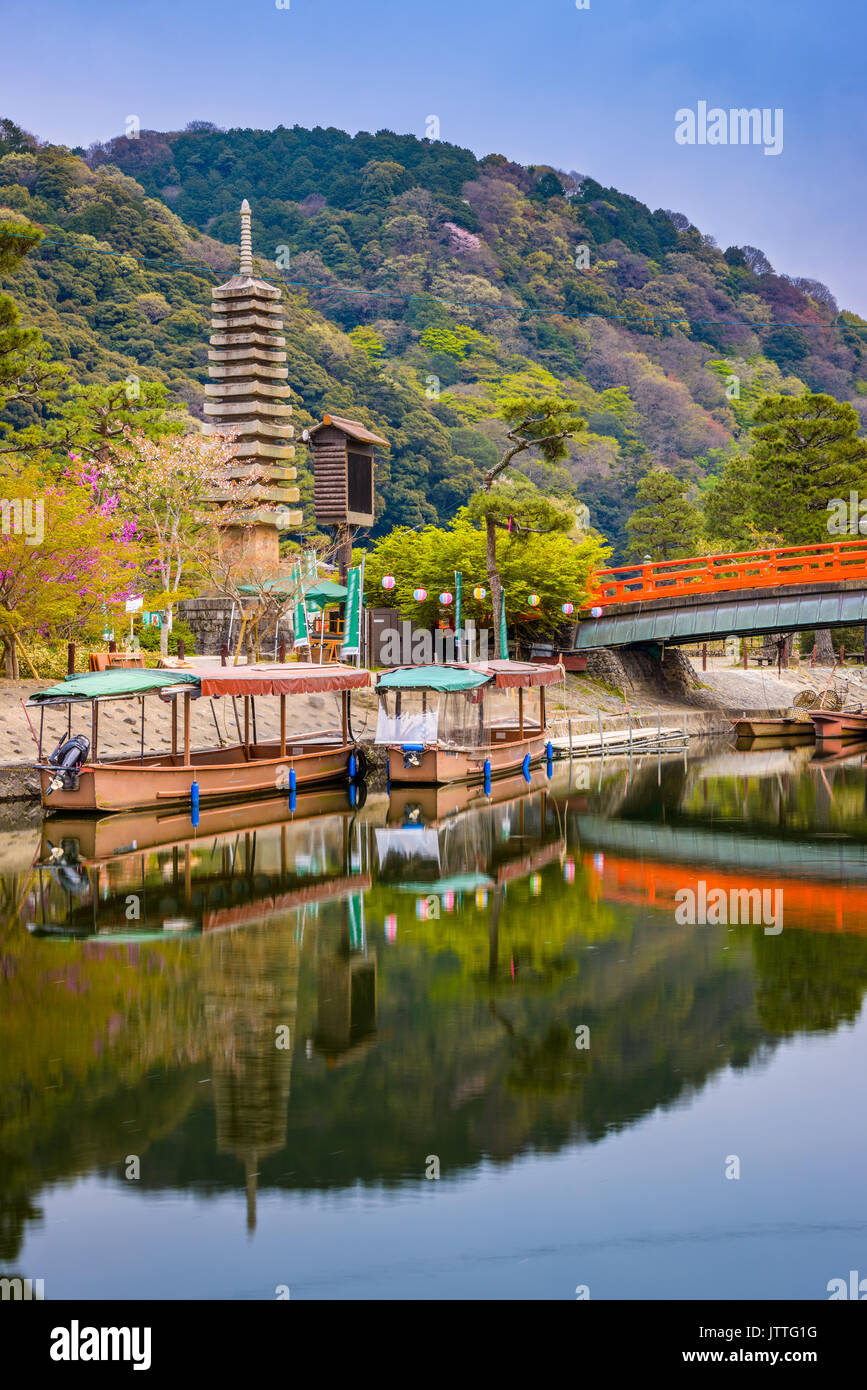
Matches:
[[2, 116, 866, 558]]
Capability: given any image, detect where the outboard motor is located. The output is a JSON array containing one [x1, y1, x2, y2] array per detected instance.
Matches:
[[401, 743, 424, 769], [45, 734, 90, 795]]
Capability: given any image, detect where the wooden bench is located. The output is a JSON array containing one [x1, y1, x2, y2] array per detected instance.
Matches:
[[88, 652, 146, 672]]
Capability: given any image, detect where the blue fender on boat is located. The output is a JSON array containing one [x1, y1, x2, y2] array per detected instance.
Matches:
[[190, 779, 200, 828]]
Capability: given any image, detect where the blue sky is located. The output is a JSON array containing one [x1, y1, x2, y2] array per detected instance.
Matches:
[[4, 0, 866, 312]]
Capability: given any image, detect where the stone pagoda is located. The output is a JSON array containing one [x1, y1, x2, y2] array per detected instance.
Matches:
[[203, 199, 301, 568]]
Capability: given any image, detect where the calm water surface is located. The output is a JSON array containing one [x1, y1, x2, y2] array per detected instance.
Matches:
[[2, 742, 867, 1299]]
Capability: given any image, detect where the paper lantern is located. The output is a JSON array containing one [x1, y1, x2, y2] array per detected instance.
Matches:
[[439, 591, 453, 605], [382, 574, 396, 590], [473, 586, 487, 601], [384, 914, 398, 942], [591, 605, 603, 618], [412, 587, 427, 601], [528, 593, 540, 607], [562, 602, 574, 616]]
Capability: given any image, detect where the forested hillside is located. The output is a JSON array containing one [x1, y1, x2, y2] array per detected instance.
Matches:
[[3, 116, 866, 557]]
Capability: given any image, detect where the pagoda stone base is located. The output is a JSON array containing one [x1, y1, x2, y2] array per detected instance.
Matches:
[[222, 521, 281, 571]]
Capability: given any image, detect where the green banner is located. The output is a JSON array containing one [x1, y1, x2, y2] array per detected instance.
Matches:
[[348, 892, 365, 951], [499, 589, 508, 659], [293, 565, 309, 649], [454, 571, 462, 659], [341, 564, 361, 657]]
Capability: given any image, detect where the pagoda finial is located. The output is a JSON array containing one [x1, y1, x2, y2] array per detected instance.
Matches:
[[239, 198, 253, 276]]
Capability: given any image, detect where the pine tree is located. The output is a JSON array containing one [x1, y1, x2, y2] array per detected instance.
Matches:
[[625, 468, 702, 561], [747, 393, 867, 544]]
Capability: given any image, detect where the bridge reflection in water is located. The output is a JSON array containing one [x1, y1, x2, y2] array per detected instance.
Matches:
[[4, 743, 867, 1295]]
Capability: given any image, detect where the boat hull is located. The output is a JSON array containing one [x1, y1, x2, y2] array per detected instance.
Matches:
[[40, 739, 357, 813], [385, 730, 549, 785], [809, 712, 867, 741], [732, 718, 814, 741]]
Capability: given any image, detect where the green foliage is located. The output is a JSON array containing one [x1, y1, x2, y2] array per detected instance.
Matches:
[[496, 394, 586, 467], [135, 616, 196, 655], [465, 477, 572, 534], [746, 393, 867, 545], [348, 326, 386, 360], [625, 468, 702, 560], [364, 508, 607, 635], [1, 118, 864, 563], [16, 378, 185, 470]]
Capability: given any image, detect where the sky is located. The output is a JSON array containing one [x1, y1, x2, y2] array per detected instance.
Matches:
[[3, 0, 866, 313]]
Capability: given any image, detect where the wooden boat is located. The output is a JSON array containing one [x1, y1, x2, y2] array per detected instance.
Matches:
[[732, 717, 814, 741], [375, 660, 563, 786], [809, 709, 867, 741], [27, 663, 371, 814]]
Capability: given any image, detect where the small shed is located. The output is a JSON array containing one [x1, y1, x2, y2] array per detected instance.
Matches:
[[305, 414, 389, 528]]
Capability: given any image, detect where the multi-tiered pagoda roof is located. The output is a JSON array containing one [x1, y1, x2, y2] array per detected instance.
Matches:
[[203, 199, 301, 559]]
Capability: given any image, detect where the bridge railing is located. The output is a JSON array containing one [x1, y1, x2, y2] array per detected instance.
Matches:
[[589, 538, 867, 607]]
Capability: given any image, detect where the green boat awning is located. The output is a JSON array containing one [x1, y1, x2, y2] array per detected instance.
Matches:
[[377, 665, 492, 693], [29, 670, 201, 703]]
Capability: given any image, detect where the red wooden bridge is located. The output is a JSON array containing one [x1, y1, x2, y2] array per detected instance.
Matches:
[[578, 537, 867, 650]]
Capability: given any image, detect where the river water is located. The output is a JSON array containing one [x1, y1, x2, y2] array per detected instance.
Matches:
[[2, 742, 866, 1300]]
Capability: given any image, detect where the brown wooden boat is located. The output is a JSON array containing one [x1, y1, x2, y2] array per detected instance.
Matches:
[[809, 709, 867, 741], [28, 663, 371, 814], [376, 660, 562, 786], [732, 717, 814, 741]]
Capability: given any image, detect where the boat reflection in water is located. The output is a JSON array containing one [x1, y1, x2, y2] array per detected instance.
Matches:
[[29, 785, 368, 942], [7, 743, 867, 1298]]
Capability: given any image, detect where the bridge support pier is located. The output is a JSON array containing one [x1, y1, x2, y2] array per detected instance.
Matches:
[[585, 645, 700, 701]]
